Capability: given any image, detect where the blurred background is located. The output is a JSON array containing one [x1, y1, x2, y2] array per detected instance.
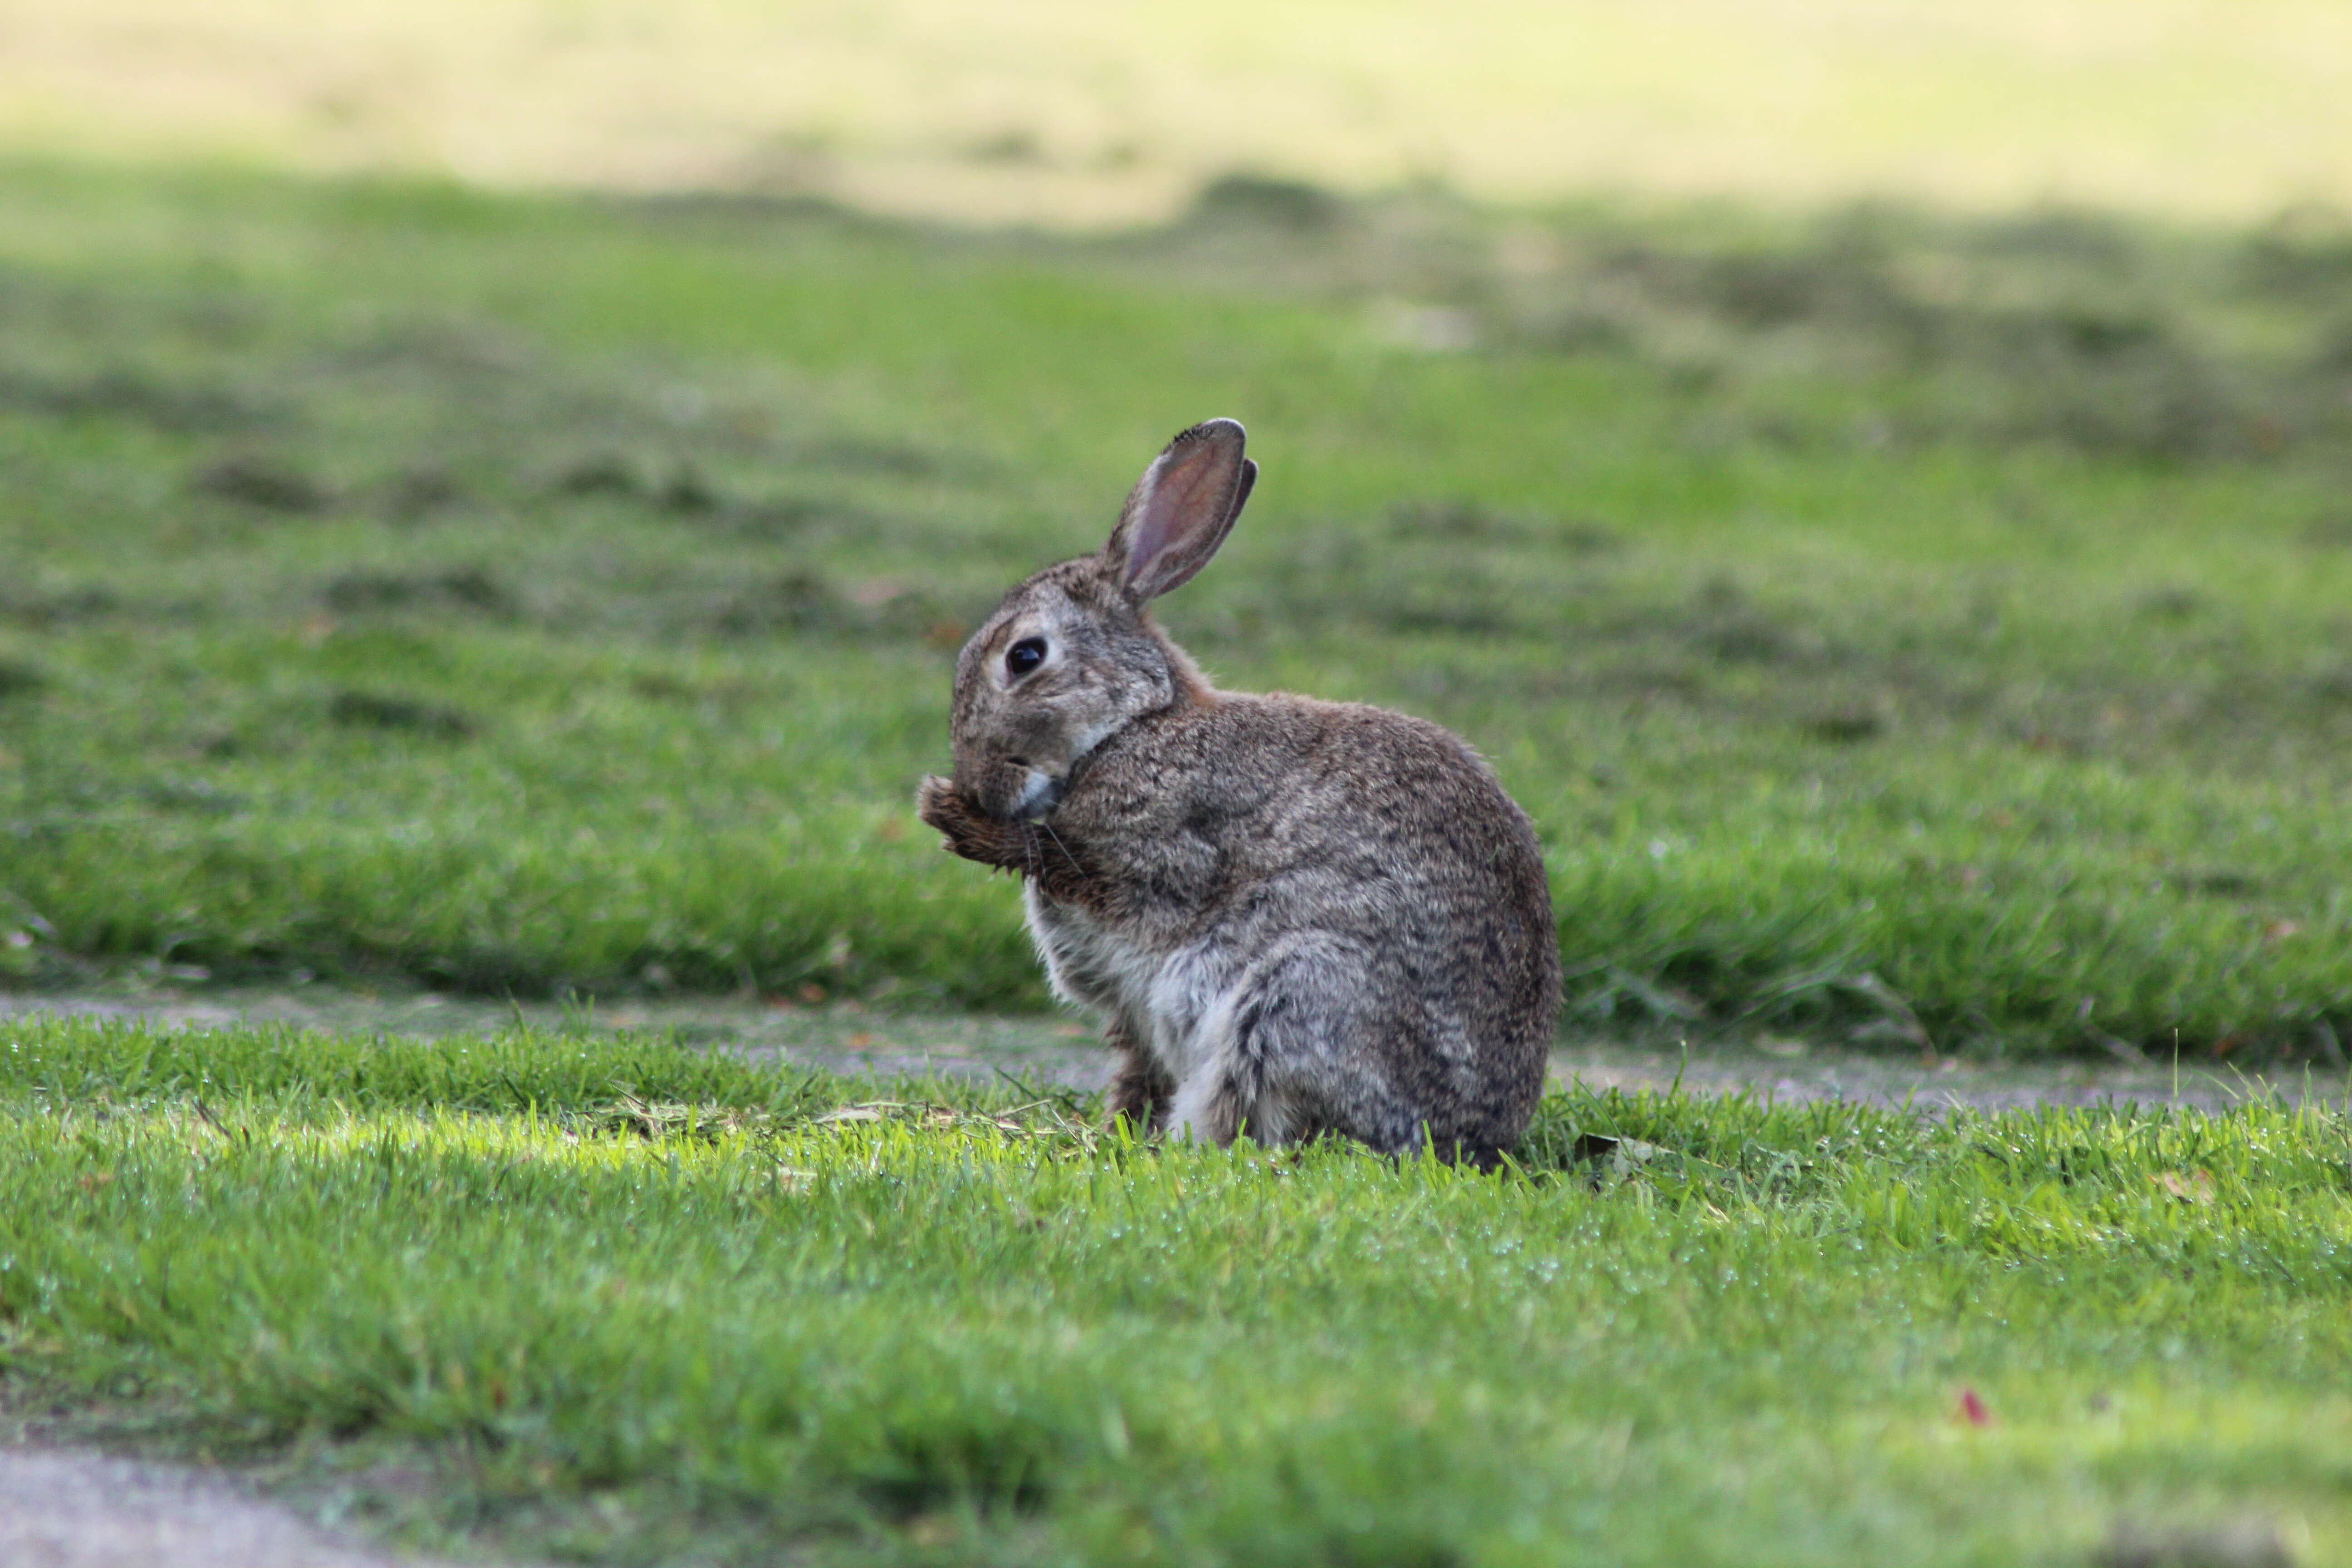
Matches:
[[0, 1, 2347, 1061], [4, 0, 2347, 224]]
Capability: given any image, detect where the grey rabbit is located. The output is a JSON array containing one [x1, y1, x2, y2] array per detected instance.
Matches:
[[916, 419, 1558, 1161]]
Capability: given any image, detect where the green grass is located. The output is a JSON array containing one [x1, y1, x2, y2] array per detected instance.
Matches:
[[5, 1017, 2352, 1565], [2, 160, 2351, 1055]]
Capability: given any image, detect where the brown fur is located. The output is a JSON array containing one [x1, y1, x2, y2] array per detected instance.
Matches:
[[919, 419, 1558, 1159]]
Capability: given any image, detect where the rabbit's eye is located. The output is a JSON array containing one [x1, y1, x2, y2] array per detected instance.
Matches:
[[1005, 637, 1048, 678]]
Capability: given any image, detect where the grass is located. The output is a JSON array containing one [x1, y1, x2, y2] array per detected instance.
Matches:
[[4, 162, 2351, 1057], [5, 1016, 2352, 1565]]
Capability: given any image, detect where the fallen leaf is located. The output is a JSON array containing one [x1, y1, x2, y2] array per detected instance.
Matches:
[[2153, 1170, 2216, 1204]]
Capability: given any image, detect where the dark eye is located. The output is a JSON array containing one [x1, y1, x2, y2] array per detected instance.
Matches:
[[1005, 637, 1048, 678]]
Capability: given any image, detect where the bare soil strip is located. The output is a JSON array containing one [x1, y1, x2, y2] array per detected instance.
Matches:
[[0, 1448, 470, 1568], [2, 988, 2334, 1115]]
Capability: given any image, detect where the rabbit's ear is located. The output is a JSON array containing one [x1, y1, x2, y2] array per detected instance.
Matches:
[[1105, 418, 1256, 603]]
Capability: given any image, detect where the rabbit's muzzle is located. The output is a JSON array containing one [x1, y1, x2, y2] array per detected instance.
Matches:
[[958, 752, 1066, 823], [1009, 766, 1067, 820]]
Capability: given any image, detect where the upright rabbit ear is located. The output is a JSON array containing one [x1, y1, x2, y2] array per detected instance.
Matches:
[[1103, 418, 1256, 603]]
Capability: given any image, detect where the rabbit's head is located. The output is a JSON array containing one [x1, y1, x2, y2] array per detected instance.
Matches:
[[946, 419, 1256, 820]]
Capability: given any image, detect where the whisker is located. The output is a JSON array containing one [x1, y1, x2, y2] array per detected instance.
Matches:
[[1038, 821, 1083, 876]]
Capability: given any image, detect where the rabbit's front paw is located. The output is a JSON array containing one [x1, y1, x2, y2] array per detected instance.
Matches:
[[916, 774, 962, 834], [1103, 1042, 1173, 1134], [917, 775, 1025, 869]]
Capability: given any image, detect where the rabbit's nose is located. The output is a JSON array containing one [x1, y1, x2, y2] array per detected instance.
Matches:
[[1013, 768, 1066, 820]]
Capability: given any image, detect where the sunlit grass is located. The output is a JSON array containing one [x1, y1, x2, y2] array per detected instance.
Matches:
[[5, 1018, 2351, 1563]]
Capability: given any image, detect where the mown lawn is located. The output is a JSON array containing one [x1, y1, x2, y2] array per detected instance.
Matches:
[[1, 159, 2349, 1056], [4, 1018, 2348, 1565]]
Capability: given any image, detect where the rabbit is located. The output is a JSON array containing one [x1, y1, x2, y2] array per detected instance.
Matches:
[[916, 418, 1558, 1162]]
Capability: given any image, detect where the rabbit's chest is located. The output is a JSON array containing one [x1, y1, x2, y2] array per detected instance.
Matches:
[[1023, 884, 1234, 1073]]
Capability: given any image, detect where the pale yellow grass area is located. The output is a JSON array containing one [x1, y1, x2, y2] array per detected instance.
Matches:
[[0, 0, 2345, 224]]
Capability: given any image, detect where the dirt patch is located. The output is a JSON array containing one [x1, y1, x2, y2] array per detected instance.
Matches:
[[1548, 1038, 2331, 1116], [0, 1447, 471, 1568], [1, 989, 2334, 1114]]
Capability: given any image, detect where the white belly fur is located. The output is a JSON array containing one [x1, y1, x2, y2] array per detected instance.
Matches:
[[1022, 884, 1250, 1141]]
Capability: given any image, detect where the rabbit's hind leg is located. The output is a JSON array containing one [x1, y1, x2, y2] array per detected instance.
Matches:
[[1166, 1069, 1256, 1147], [1164, 936, 1390, 1151], [1201, 936, 1436, 1156]]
